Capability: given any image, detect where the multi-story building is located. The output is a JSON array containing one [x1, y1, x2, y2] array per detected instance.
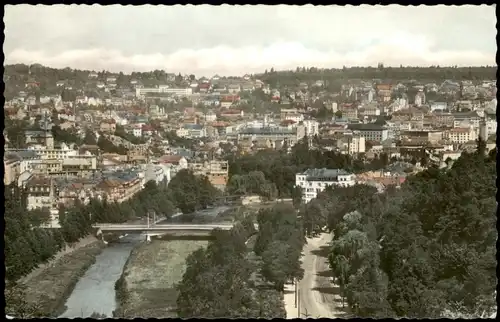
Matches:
[[127, 144, 149, 163], [336, 133, 366, 155], [24, 130, 54, 149], [303, 120, 320, 137], [26, 176, 55, 211], [284, 113, 304, 124], [295, 168, 356, 203], [452, 111, 481, 129], [238, 125, 306, 146], [176, 124, 207, 138], [4, 154, 21, 185], [7, 143, 78, 160], [100, 119, 117, 134], [444, 126, 477, 144], [346, 124, 388, 142], [189, 160, 229, 191], [135, 87, 193, 98], [95, 171, 142, 203], [400, 130, 443, 145]]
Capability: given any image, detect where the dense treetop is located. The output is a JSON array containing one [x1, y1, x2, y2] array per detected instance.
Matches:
[[299, 141, 497, 318]]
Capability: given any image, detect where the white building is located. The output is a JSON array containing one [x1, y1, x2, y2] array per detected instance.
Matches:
[[285, 113, 304, 124], [445, 126, 477, 144], [337, 133, 366, 155], [295, 168, 356, 203], [145, 164, 166, 186], [414, 91, 426, 107], [136, 87, 193, 98], [205, 111, 217, 122], [303, 120, 320, 137]]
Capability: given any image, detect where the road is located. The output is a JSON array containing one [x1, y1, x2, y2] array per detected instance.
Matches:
[[297, 232, 348, 319]]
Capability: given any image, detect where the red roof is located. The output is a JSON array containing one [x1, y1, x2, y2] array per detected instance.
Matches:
[[211, 121, 229, 127], [222, 109, 241, 115], [159, 155, 183, 165], [142, 125, 153, 131]]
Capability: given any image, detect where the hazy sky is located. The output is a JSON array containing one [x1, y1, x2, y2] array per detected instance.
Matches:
[[4, 5, 496, 77]]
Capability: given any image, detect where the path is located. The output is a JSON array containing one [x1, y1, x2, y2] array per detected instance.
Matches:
[[285, 232, 349, 319]]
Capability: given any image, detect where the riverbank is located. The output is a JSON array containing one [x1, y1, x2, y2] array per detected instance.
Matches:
[[20, 237, 106, 317], [114, 238, 209, 318]]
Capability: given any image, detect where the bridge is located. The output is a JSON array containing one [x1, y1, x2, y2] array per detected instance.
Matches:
[[93, 222, 256, 241]]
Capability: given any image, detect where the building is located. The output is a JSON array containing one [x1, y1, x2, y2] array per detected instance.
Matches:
[[177, 124, 207, 138], [24, 130, 54, 149], [4, 154, 21, 185], [337, 133, 366, 155], [95, 171, 142, 203], [100, 119, 117, 134], [303, 120, 320, 137], [26, 176, 55, 211], [346, 124, 388, 142], [127, 144, 149, 163], [145, 164, 167, 186], [295, 168, 356, 203], [238, 125, 306, 146], [188, 160, 229, 191], [445, 126, 477, 144], [158, 155, 188, 177], [400, 130, 443, 144], [135, 87, 193, 97]]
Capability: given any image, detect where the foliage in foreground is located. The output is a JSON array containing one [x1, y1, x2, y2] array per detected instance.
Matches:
[[176, 204, 304, 318], [318, 144, 497, 318]]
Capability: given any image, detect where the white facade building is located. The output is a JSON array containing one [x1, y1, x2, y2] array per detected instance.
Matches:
[[136, 87, 193, 98], [145, 164, 166, 186], [445, 126, 477, 144], [303, 119, 320, 137], [295, 168, 356, 203], [285, 113, 304, 124]]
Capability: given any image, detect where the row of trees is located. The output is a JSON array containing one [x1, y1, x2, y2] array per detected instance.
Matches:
[[226, 170, 278, 200], [4, 180, 171, 283], [5, 171, 219, 283], [258, 66, 496, 90], [302, 143, 496, 318], [176, 203, 305, 318]]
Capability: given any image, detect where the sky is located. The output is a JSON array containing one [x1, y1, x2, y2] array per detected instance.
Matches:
[[4, 5, 497, 77]]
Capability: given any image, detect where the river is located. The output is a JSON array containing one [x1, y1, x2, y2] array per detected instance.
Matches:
[[58, 205, 231, 318]]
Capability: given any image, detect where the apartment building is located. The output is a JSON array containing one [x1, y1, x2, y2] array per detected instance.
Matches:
[[444, 126, 477, 144], [135, 87, 193, 97], [95, 172, 142, 203], [188, 160, 229, 190], [303, 120, 320, 137], [4, 154, 21, 185], [336, 133, 366, 155], [127, 144, 149, 163], [26, 176, 55, 211], [284, 113, 304, 124], [100, 119, 117, 134], [25, 130, 54, 149], [295, 168, 355, 203], [176, 124, 207, 138], [346, 124, 389, 142], [400, 130, 443, 144], [238, 124, 306, 146]]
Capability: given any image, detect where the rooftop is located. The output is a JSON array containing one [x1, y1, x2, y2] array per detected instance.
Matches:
[[299, 168, 352, 180], [239, 126, 295, 135], [347, 123, 386, 131]]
